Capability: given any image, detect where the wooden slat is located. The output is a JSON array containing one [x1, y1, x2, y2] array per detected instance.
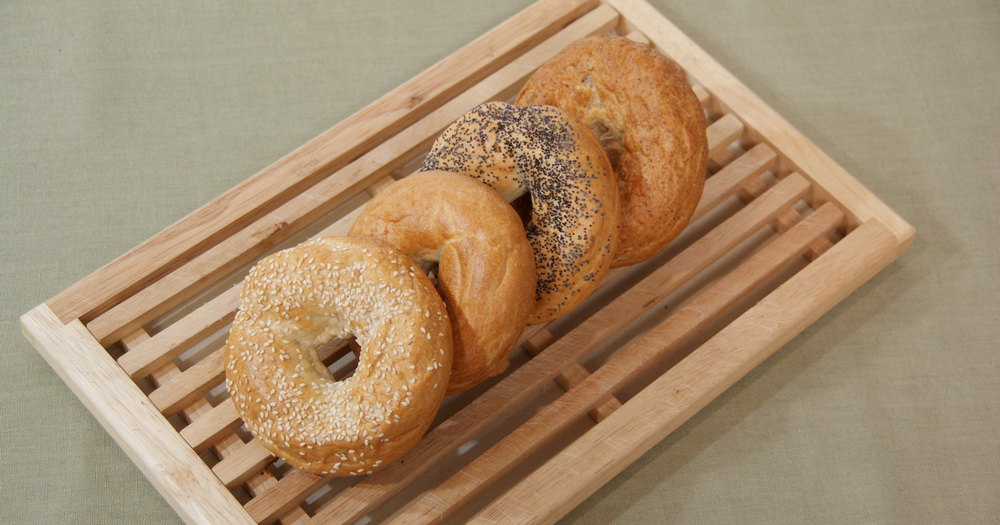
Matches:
[[148, 346, 226, 416], [118, 285, 239, 379], [86, 3, 621, 347], [706, 113, 744, 160], [247, 470, 327, 525], [19, 305, 256, 525], [470, 218, 901, 524], [692, 84, 710, 105], [45, 0, 603, 325], [522, 333, 622, 422], [300, 174, 810, 525], [699, 143, 776, 214], [394, 202, 845, 523], [216, 440, 276, 490], [181, 397, 242, 453]]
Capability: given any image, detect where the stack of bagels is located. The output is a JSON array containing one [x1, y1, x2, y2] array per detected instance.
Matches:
[[225, 35, 708, 476]]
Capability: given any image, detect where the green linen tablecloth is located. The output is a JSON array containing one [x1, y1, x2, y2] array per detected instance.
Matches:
[[3, 1, 997, 523]]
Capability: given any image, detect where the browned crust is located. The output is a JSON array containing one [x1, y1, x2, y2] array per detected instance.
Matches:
[[349, 171, 536, 394], [421, 102, 620, 324], [516, 35, 708, 267], [225, 237, 452, 476]]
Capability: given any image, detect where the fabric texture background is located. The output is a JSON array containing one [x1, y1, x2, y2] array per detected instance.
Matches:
[[2, 1, 997, 523]]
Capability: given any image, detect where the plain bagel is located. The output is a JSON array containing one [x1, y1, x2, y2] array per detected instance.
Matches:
[[516, 34, 708, 267], [349, 170, 536, 394]]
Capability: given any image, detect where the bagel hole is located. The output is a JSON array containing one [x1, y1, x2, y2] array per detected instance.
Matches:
[[424, 263, 440, 287], [321, 338, 358, 380], [509, 193, 533, 229], [591, 121, 625, 171], [408, 247, 444, 287]]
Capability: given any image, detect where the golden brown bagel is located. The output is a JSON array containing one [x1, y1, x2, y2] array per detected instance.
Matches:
[[349, 170, 535, 394], [420, 101, 619, 324], [516, 35, 708, 267], [225, 236, 452, 476]]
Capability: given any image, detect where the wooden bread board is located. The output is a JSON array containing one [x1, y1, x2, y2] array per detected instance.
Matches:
[[20, 0, 914, 523]]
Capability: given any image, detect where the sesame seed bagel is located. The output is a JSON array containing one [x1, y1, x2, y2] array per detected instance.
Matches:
[[225, 236, 452, 476], [349, 171, 535, 394], [420, 101, 619, 324], [516, 35, 708, 267]]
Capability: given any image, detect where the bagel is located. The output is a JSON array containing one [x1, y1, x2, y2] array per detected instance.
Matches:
[[349, 170, 535, 394], [225, 236, 452, 476], [516, 35, 708, 267], [420, 101, 619, 324]]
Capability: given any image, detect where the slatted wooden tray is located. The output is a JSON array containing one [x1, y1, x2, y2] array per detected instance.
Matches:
[[20, 0, 914, 523]]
